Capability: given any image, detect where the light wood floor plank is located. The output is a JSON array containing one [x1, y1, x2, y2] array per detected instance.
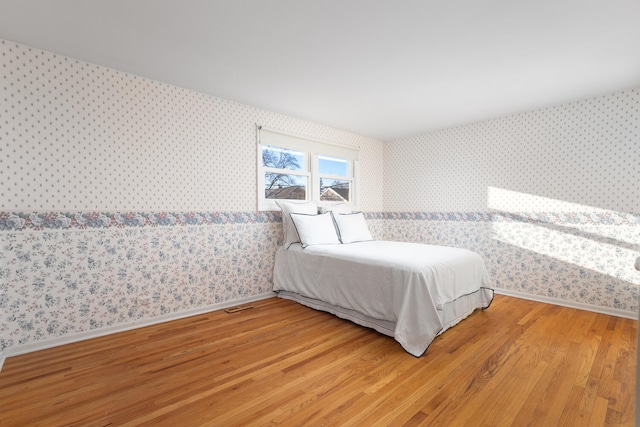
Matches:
[[0, 295, 635, 426]]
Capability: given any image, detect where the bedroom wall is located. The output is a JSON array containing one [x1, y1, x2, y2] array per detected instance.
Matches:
[[0, 39, 385, 354], [382, 88, 640, 316], [1, 36, 637, 361]]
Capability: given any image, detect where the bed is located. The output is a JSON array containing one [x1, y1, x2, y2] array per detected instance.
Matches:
[[271, 201, 494, 357]]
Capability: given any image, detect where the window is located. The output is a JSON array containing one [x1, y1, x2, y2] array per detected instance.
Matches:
[[262, 145, 308, 201], [319, 155, 351, 202], [257, 127, 359, 211]]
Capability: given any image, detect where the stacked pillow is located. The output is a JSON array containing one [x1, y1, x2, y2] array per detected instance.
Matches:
[[276, 201, 373, 248], [331, 212, 373, 244], [289, 212, 341, 247], [317, 202, 352, 215], [275, 200, 318, 248]]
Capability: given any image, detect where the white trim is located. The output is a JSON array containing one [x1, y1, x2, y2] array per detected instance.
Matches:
[[2, 289, 634, 375], [311, 152, 319, 203], [352, 160, 360, 209], [494, 288, 638, 320], [257, 126, 360, 211], [3, 292, 276, 360]]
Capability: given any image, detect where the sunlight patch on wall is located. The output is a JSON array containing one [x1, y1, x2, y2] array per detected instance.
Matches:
[[488, 187, 640, 285], [488, 187, 623, 213]]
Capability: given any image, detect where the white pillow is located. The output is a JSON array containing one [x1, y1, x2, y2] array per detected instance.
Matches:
[[318, 202, 353, 215], [333, 212, 374, 244], [275, 200, 318, 248], [289, 212, 340, 248]]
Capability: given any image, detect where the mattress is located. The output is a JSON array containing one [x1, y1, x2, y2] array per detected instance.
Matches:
[[273, 240, 494, 357]]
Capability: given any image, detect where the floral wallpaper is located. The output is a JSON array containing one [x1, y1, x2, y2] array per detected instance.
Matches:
[[2, 209, 637, 353], [375, 211, 640, 314], [0, 213, 281, 351]]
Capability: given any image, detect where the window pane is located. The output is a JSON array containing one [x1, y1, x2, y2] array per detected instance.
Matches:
[[262, 145, 304, 171], [264, 173, 307, 200], [320, 179, 350, 202], [319, 155, 348, 176]]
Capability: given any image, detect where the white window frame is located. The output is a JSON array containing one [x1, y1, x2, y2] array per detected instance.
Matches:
[[257, 126, 360, 211]]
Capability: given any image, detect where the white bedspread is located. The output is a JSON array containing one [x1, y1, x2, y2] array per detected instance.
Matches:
[[273, 241, 492, 356]]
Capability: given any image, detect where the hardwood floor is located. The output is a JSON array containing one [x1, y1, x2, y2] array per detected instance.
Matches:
[[0, 295, 636, 426]]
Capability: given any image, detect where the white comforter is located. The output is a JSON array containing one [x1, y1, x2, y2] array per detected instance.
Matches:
[[273, 240, 492, 356]]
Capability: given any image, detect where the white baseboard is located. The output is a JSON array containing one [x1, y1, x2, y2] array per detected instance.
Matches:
[[494, 288, 638, 320], [0, 351, 5, 373], [3, 292, 277, 361]]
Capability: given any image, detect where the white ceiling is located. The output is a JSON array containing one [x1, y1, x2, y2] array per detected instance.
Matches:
[[1, 0, 639, 141]]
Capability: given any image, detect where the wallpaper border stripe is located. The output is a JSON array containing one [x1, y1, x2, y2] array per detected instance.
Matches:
[[0, 211, 282, 231], [2, 210, 638, 231]]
